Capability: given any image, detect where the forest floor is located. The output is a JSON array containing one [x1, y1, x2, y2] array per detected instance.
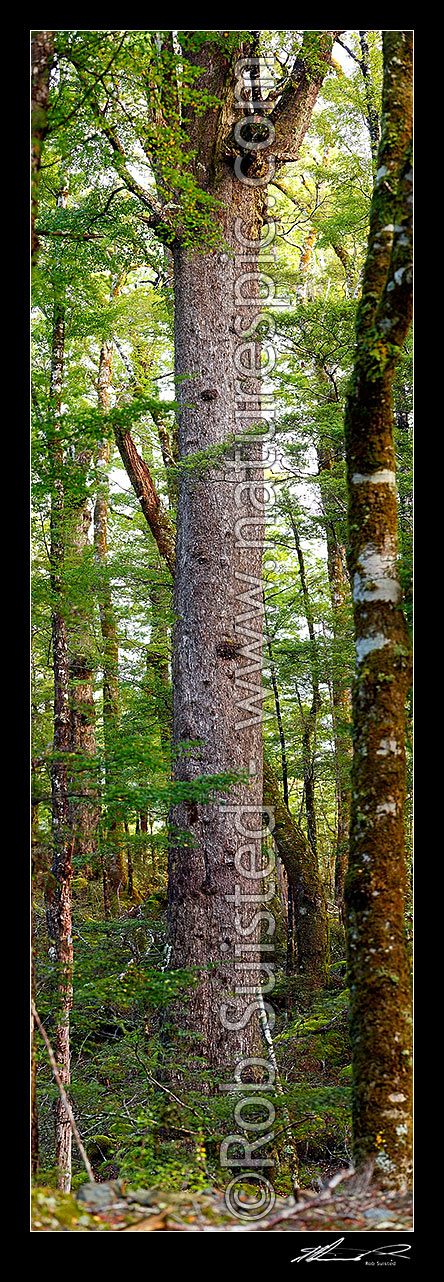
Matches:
[[31, 1177, 413, 1232]]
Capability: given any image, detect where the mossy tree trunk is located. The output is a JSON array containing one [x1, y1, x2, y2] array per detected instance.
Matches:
[[263, 758, 328, 988], [146, 579, 172, 758], [343, 30, 413, 1191]]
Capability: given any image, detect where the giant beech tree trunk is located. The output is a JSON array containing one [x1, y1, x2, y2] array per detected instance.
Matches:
[[79, 30, 338, 1074], [343, 30, 413, 1191], [169, 184, 266, 1071], [166, 31, 338, 1076]]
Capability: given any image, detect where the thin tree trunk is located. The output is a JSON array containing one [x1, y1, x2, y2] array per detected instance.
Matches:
[[263, 591, 289, 807], [289, 515, 321, 859], [94, 335, 127, 894], [358, 31, 380, 170], [326, 529, 352, 910], [44, 193, 74, 1188], [262, 590, 295, 977], [31, 774, 40, 1174], [343, 31, 413, 1190], [31, 887, 39, 1174], [263, 759, 328, 988], [31, 30, 54, 264], [316, 388, 353, 910], [146, 580, 172, 757], [67, 492, 98, 878]]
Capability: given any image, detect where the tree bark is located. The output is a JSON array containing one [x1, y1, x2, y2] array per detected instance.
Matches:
[[343, 30, 413, 1190], [316, 383, 353, 910], [325, 528, 352, 910], [31, 30, 54, 264], [146, 580, 172, 757], [289, 514, 321, 860], [114, 423, 176, 576], [82, 30, 338, 1073], [94, 336, 127, 893], [67, 493, 99, 879], [358, 31, 380, 170], [168, 168, 266, 1073], [44, 190, 74, 1189], [166, 31, 338, 1072], [31, 769, 40, 1174], [263, 759, 328, 988]]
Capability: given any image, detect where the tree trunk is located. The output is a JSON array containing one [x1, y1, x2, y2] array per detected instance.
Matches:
[[89, 30, 338, 1073], [263, 758, 328, 988], [290, 515, 321, 859], [316, 423, 353, 910], [358, 31, 380, 170], [94, 337, 127, 894], [167, 169, 266, 1074], [67, 494, 98, 878], [326, 530, 352, 909], [31, 30, 54, 264], [146, 579, 172, 757], [31, 889, 39, 1174], [45, 212, 74, 1188], [31, 774, 40, 1174], [343, 30, 413, 1190]]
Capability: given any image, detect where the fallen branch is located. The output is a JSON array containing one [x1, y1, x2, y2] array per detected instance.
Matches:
[[229, 1165, 356, 1232], [31, 1000, 95, 1183]]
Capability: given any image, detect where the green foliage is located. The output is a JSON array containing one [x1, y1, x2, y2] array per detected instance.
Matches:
[[32, 28, 412, 1200]]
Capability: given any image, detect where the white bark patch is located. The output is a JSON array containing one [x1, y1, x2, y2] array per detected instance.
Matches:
[[355, 633, 389, 662], [379, 316, 397, 334], [376, 738, 401, 756], [376, 166, 388, 183], [353, 541, 401, 605], [376, 798, 397, 817], [388, 1092, 406, 1103], [352, 469, 396, 488]]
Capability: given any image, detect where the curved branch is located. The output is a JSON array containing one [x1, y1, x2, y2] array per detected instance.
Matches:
[[113, 424, 176, 575]]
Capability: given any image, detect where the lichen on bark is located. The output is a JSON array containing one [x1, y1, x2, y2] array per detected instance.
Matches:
[[343, 30, 413, 1190]]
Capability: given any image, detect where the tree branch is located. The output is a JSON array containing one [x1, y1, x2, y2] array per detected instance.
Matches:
[[32, 1001, 95, 1183], [270, 31, 339, 165]]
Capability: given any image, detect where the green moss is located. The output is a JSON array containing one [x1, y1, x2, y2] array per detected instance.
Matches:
[[32, 1187, 110, 1232]]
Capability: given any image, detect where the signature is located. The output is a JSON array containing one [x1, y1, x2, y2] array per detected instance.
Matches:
[[291, 1239, 411, 1263]]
